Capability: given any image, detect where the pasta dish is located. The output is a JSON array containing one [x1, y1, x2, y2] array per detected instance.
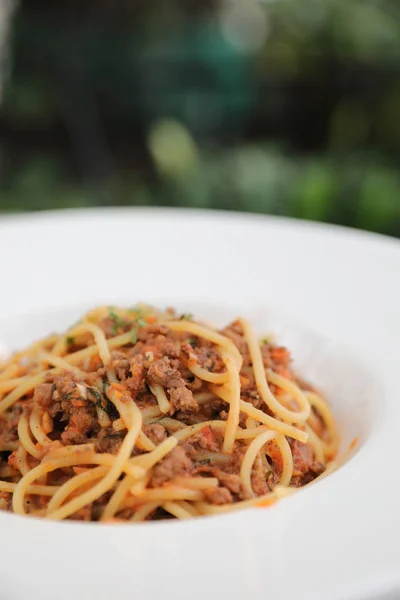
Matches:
[[0, 305, 339, 522]]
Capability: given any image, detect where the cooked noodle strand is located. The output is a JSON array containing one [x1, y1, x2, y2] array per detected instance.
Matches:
[[0, 305, 338, 523]]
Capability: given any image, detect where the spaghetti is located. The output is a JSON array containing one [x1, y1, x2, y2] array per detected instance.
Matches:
[[0, 304, 339, 522]]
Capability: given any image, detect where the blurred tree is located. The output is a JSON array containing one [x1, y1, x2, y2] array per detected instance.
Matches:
[[0, 0, 398, 236]]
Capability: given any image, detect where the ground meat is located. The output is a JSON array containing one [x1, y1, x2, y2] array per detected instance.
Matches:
[[169, 386, 198, 412], [125, 360, 144, 398], [44, 374, 100, 441], [147, 357, 182, 388], [152, 337, 180, 359], [190, 343, 224, 373], [219, 410, 229, 421], [220, 321, 249, 360], [61, 428, 86, 445], [110, 351, 127, 360], [290, 439, 324, 486], [33, 383, 54, 408], [150, 446, 193, 487], [95, 427, 124, 454], [137, 324, 169, 340], [146, 356, 198, 413], [217, 472, 251, 501], [48, 401, 62, 418], [61, 409, 97, 445], [186, 376, 203, 392], [204, 486, 233, 505], [164, 341, 180, 359], [143, 423, 167, 445], [110, 351, 130, 381], [54, 375, 80, 401], [291, 440, 314, 476], [251, 452, 269, 496], [241, 389, 265, 411], [269, 346, 292, 369], [70, 410, 97, 433], [186, 402, 217, 422], [135, 393, 158, 412], [195, 464, 251, 500], [261, 345, 292, 377], [0, 404, 21, 445], [184, 428, 223, 455], [0, 491, 11, 511], [238, 412, 249, 428], [69, 505, 92, 521], [221, 321, 291, 377], [209, 398, 227, 414], [129, 332, 180, 363]]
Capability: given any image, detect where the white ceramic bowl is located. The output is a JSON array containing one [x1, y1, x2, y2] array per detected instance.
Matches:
[[0, 208, 399, 600]]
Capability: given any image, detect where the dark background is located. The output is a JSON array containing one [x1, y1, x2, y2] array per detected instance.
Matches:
[[0, 0, 399, 235]]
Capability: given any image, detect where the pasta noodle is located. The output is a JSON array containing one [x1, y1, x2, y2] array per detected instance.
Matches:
[[0, 304, 339, 522]]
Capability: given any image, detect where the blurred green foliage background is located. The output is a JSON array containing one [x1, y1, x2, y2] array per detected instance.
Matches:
[[0, 0, 399, 235]]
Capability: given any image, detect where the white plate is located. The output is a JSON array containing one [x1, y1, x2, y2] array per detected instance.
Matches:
[[0, 208, 399, 600]]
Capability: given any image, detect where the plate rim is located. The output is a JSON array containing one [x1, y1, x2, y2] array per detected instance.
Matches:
[[0, 207, 399, 600], [1, 204, 400, 251]]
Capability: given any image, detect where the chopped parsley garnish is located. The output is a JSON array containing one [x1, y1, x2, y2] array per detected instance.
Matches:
[[87, 386, 103, 406], [87, 386, 115, 416], [188, 337, 197, 348], [108, 309, 127, 335], [130, 317, 147, 345], [261, 337, 270, 345], [66, 336, 74, 345], [180, 313, 193, 321]]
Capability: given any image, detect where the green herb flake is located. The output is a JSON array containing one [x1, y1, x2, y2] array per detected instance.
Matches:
[[180, 313, 193, 321], [66, 336, 74, 345], [108, 309, 126, 335], [130, 317, 147, 345], [94, 381, 114, 417], [261, 337, 270, 345], [87, 386, 104, 407]]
